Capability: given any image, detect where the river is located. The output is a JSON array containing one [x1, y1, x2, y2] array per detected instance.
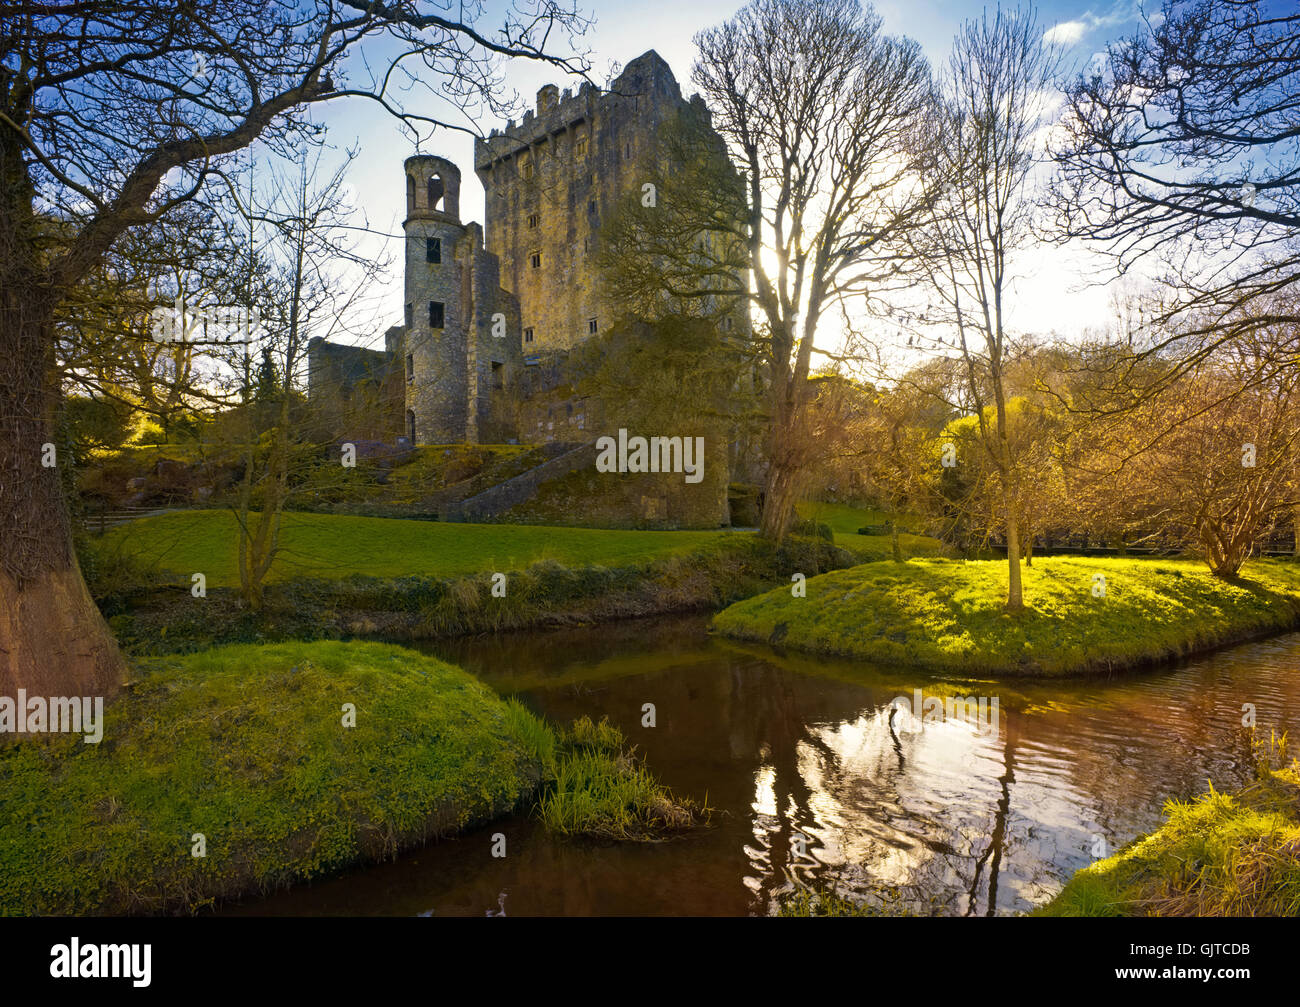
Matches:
[[230, 613, 1300, 916]]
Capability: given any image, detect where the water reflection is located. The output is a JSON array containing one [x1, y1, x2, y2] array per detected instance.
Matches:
[[230, 615, 1298, 916]]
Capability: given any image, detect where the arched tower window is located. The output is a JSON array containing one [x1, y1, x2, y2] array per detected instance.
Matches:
[[406, 409, 416, 444], [428, 175, 445, 212], [406, 175, 414, 213]]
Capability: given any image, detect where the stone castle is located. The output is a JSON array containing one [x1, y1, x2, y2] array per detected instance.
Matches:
[[306, 51, 746, 523]]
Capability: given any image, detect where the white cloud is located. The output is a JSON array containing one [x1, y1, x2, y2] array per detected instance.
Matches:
[[1044, 20, 1088, 46], [1043, 2, 1146, 48]]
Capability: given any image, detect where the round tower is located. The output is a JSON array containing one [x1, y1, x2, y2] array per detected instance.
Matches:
[[403, 155, 467, 444]]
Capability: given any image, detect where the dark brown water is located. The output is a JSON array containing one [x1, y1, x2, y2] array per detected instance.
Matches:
[[229, 614, 1300, 916]]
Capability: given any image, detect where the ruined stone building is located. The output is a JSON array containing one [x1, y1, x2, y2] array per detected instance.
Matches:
[[306, 51, 748, 525], [397, 154, 523, 445], [304, 337, 403, 444]]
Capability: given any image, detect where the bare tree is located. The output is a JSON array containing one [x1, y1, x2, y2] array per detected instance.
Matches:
[[1048, 0, 1300, 365], [0, 0, 591, 704], [911, 5, 1061, 609], [1065, 306, 1300, 577], [689, 0, 941, 540], [219, 142, 388, 609], [53, 207, 238, 435]]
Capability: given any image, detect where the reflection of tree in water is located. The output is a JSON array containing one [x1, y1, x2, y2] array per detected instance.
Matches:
[[731, 658, 1029, 917], [887, 704, 906, 771], [730, 660, 821, 910], [245, 617, 1300, 916], [966, 712, 1017, 916], [732, 662, 971, 914]]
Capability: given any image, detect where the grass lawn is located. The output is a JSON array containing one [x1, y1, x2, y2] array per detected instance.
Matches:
[[712, 555, 1300, 677], [0, 640, 546, 915], [93, 509, 736, 587]]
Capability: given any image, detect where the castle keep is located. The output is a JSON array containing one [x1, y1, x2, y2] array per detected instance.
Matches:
[[474, 51, 691, 355]]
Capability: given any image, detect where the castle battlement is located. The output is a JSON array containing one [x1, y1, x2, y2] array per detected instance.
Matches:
[[475, 82, 599, 171], [474, 52, 681, 173]]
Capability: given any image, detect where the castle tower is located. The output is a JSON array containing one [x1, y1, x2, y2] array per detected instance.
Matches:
[[474, 51, 693, 355], [403, 155, 467, 444], [401, 154, 521, 445]]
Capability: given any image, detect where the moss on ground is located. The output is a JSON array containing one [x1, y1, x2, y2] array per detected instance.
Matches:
[[1038, 736, 1300, 917], [712, 556, 1300, 677]]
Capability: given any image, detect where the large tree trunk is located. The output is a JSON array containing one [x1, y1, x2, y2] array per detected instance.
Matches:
[[759, 459, 801, 541], [757, 382, 805, 542], [0, 286, 126, 704]]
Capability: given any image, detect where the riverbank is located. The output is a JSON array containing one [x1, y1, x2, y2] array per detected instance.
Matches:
[[711, 556, 1300, 677], [0, 640, 697, 915], [1038, 737, 1300, 916], [95, 525, 851, 655]]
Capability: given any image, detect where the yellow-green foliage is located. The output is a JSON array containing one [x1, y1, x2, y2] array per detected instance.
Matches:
[[940, 395, 1031, 440], [1039, 737, 1300, 917], [90, 441, 211, 465], [712, 556, 1300, 677], [0, 641, 549, 915]]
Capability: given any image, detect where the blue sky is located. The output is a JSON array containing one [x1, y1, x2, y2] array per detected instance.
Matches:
[[289, 1, 1161, 353]]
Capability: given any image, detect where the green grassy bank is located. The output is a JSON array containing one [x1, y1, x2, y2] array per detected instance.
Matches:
[[93, 522, 850, 656], [795, 501, 943, 561], [0, 641, 698, 915], [712, 556, 1300, 677], [1038, 737, 1300, 916]]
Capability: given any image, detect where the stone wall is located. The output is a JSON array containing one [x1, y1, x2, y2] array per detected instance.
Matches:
[[447, 442, 597, 521], [305, 338, 402, 443]]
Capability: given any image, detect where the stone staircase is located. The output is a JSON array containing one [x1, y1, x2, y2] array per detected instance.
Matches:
[[444, 441, 596, 521], [85, 506, 177, 535]]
